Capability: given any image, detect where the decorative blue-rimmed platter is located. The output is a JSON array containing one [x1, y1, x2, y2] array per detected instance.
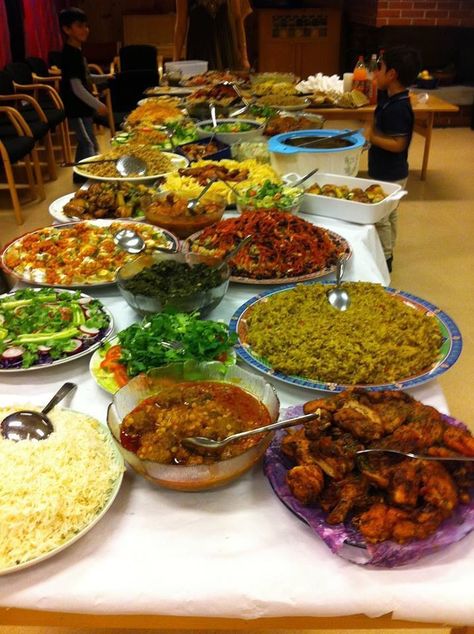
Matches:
[[229, 282, 462, 392]]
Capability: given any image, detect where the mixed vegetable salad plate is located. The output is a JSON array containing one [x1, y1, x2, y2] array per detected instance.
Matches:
[[237, 179, 304, 214], [89, 312, 237, 394], [0, 288, 113, 372], [1, 220, 178, 288]]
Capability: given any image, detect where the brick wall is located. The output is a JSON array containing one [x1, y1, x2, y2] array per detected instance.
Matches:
[[345, 0, 378, 27], [346, 0, 474, 28], [377, 1, 474, 27]]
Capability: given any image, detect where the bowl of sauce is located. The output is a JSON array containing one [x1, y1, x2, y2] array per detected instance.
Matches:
[[107, 361, 280, 490]]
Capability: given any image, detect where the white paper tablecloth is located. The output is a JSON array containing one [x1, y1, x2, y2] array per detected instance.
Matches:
[[3, 215, 472, 626]]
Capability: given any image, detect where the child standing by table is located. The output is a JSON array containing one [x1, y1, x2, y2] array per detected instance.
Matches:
[[59, 7, 109, 178], [365, 45, 421, 272]]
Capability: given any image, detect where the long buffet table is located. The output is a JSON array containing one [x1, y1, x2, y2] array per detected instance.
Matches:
[[1, 213, 473, 630]]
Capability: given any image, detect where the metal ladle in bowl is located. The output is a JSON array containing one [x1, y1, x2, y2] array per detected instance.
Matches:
[[113, 229, 178, 255], [113, 229, 147, 254], [71, 155, 147, 177], [327, 257, 351, 311], [292, 167, 319, 188], [0, 382, 77, 442], [214, 234, 253, 271], [182, 411, 319, 451], [186, 177, 218, 214]]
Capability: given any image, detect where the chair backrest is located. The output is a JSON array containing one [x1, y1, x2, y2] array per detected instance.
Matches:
[[108, 69, 159, 113], [0, 71, 15, 95], [26, 57, 49, 76], [5, 62, 34, 85], [119, 45, 158, 72]]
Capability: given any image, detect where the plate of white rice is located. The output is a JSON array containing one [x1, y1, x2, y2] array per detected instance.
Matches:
[[0, 406, 124, 574]]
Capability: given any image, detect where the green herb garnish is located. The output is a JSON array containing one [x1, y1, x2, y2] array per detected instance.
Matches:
[[117, 312, 237, 377]]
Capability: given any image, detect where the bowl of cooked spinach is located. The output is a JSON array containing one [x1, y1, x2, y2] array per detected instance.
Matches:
[[116, 251, 230, 317]]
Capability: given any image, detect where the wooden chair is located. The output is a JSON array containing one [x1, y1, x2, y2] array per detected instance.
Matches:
[[4, 62, 72, 166], [0, 106, 45, 225]]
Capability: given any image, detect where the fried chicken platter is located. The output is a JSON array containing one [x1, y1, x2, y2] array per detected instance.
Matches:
[[264, 389, 474, 567]]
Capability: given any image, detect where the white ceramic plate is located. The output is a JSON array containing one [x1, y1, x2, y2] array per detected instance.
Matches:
[[144, 86, 194, 96], [0, 412, 124, 576], [1, 219, 179, 288], [73, 152, 189, 183], [48, 193, 76, 223]]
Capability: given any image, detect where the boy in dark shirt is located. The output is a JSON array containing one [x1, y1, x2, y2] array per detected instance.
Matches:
[[365, 45, 421, 272], [59, 8, 109, 172]]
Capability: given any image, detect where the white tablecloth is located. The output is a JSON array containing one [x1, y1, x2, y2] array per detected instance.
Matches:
[[3, 215, 472, 626]]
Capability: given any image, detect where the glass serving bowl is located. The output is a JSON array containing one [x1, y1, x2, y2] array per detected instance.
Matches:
[[144, 191, 226, 239], [236, 185, 304, 215], [107, 361, 280, 491], [195, 119, 265, 145], [116, 250, 230, 317]]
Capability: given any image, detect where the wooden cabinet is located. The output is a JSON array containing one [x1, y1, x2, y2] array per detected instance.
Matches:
[[257, 8, 341, 77]]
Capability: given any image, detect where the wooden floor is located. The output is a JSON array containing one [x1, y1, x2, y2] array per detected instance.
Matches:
[[0, 125, 473, 633]]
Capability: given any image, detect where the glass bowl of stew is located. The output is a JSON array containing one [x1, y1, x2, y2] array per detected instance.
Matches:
[[144, 191, 226, 239], [116, 250, 230, 317], [107, 361, 280, 491]]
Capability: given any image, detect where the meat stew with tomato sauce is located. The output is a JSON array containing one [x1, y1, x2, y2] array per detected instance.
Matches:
[[120, 381, 271, 465]]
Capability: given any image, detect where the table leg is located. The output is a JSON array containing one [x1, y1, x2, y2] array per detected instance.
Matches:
[[420, 111, 434, 181]]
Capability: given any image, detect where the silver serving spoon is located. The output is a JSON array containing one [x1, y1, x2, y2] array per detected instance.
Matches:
[[71, 155, 147, 177], [0, 382, 77, 442], [210, 102, 218, 128], [114, 229, 146, 254], [215, 234, 253, 271], [221, 179, 241, 199], [292, 167, 319, 188], [224, 81, 251, 117], [356, 448, 474, 463], [164, 127, 176, 150], [114, 229, 177, 255], [182, 411, 319, 451], [186, 177, 217, 214], [327, 257, 351, 311]]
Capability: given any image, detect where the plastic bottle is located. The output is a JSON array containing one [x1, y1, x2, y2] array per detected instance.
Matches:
[[367, 53, 378, 104], [353, 55, 368, 95]]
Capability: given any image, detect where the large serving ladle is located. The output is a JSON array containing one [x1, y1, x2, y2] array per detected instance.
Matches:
[[113, 230, 178, 255], [0, 382, 77, 442], [182, 411, 319, 451], [71, 155, 148, 177], [327, 257, 351, 311]]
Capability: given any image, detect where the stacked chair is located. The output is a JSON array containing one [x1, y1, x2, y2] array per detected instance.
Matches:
[[4, 62, 72, 166], [0, 104, 45, 224], [1, 44, 159, 225]]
